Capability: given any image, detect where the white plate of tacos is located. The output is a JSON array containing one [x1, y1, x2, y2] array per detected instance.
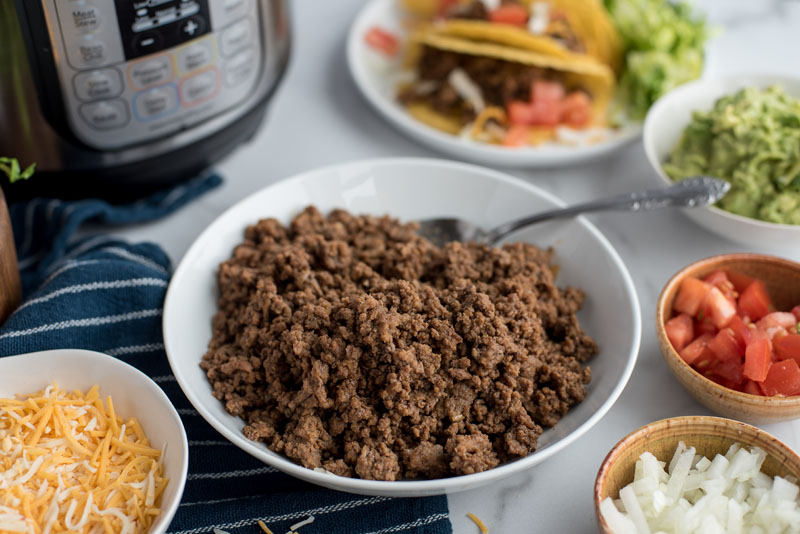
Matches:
[[347, 0, 642, 167]]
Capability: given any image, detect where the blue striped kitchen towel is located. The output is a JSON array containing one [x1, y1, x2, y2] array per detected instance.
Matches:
[[0, 175, 453, 534]]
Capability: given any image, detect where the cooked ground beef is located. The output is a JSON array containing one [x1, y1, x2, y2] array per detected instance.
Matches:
[[399, 46, 557, 116], [201, 206, 597, 481]]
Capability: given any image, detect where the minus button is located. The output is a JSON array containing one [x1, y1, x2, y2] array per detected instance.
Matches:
[[133, 31, 163, 55]]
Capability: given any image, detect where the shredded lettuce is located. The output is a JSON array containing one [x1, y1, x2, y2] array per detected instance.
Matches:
[[604, 0, 708, 120], [0, 157, 35, 184]]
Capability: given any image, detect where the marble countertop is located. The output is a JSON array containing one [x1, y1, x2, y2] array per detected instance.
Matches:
[[116, 1, 800, 531]]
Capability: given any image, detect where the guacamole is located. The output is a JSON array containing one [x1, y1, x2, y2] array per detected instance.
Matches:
[[664, 85, 800, 225]]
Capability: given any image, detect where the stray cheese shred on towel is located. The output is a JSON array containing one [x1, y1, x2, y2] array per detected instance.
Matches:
[[0, 384, 168, 534]]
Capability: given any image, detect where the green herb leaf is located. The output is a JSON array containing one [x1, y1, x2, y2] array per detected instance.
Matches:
[[0, 157, 35, 183]]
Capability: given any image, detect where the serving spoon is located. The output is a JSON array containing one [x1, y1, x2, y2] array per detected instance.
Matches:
[[417, 176, 730, 247]]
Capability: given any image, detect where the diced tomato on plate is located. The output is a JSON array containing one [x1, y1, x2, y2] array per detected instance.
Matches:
[[364, 26, 399, 57], [489, 4, 529, 25], [502, 124, 529, 147]]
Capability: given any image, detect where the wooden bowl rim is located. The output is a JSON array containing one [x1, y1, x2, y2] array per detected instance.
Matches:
[[593, 415, 800, 532], [656, 253, 800, 406]]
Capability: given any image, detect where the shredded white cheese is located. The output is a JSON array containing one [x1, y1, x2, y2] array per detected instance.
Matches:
[[287, 515, 315, 533], [0, 384, 168, 534], [527, 2, 550, 35], [448, 68, 485, 113]]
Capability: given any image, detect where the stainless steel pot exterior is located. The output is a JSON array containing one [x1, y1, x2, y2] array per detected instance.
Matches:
[[0, 0, 290, 184]]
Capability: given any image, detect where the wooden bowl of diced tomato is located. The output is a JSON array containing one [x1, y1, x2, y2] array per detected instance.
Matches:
[[656, 253, 800, 423]]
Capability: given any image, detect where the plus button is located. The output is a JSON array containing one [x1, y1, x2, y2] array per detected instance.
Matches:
[[183, 19, 199, 36]]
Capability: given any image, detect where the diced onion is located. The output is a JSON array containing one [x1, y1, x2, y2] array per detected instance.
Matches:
[[600, 441, 800, 533]]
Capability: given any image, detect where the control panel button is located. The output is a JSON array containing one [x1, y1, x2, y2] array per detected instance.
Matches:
[[177, 39, 215, 74], [133, 84, 179, 121], [73, 68, 123, 101], [133, 31, 163, 57], [75, 37, 106, 66], [128, 55, 173, 90], [224, 47, 256, 87], [69, 4, 101, 34], [79, 99, 129, 130], [180, 67, 220, 106], [220, 19, 251, 57], [223, 0, 250, 19], [178, 16, 206, 40]]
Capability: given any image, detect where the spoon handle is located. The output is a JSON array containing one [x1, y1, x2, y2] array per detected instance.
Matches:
[[485, 177, 730, 244]]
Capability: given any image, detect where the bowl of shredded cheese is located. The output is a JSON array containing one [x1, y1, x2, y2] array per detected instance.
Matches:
[[0, 349, 188, 534]]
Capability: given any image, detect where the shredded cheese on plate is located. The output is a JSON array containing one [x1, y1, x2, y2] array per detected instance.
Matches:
[[0, 384, 168, 534]]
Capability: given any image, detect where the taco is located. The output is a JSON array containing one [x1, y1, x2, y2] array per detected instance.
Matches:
[[398, 31, 615, 146], [402, 0, 622, 73]]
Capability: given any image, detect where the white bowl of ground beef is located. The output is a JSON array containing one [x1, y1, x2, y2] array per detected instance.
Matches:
[[163, 158, 641, 496]]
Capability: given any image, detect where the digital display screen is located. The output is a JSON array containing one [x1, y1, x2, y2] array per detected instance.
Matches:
[[115, 0, 211, 60]]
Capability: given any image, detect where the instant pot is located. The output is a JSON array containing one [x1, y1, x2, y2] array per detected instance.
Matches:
[[0, 0, 290, 198]]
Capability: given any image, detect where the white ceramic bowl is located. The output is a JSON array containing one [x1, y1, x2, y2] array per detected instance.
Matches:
[[0, 349, 188, 534], [163, 158, 641, 496], [643, 73, 800, 247], [346, 0, 641, 168]]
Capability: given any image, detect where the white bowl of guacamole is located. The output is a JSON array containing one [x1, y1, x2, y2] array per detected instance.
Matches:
[[644, 73, 800, 247]]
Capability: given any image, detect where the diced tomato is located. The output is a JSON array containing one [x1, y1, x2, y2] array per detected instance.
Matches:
[[674, 277, 712, 317], [706, 358, 744, 385], [743, 338, 772, 382], [727, 315, 750, 346], [792, 305, 800, 323], [761, 359, 800, 397], [756, 312, 797, 331], [531, 80, 566, 104], [489, 4, 529, 25], [694, 318, 717, 337], [708, 328, 745, 362], [703, 270, 737, 301], [701, 286, 737, 329], [506, 100, 560, 127], [679, 333, 714, 365], [665, 313, 694, 351], [508, 101, 535, 125], [703, 270, 729, 287], [725, 270, 755, 293], [364, 26, 399, 56], [436, 0, 459, 16], [502, 124, 529, 147], [560, 92, 591, 127], [742, 379, 762, 396], [774, 334, 800, 365], [738, 280, 772, 321]]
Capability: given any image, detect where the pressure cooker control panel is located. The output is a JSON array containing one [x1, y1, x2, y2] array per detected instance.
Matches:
[[41, 0, 263, 150]]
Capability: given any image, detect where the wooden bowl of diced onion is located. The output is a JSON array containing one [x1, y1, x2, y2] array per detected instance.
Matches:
[[656, 253, 800, 423], [594, 416, 800, 534]]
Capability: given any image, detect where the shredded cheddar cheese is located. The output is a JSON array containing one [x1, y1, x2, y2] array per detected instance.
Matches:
[[467, 513, 488, 533], [0, 384, 168, 534]]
